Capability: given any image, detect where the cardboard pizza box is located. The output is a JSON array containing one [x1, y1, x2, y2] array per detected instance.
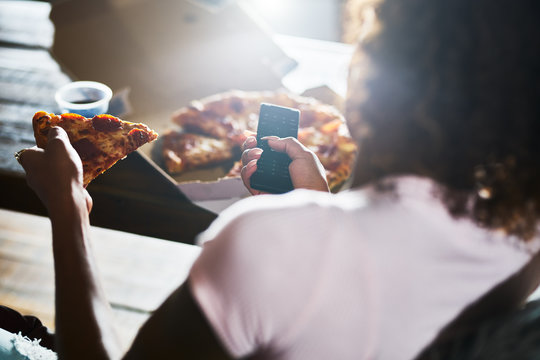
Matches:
[[50, 0, 293, 130], [50, 0, 295, 209]]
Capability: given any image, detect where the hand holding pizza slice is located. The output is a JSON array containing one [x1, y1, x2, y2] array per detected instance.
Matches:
[[31, 111, 158, 186]]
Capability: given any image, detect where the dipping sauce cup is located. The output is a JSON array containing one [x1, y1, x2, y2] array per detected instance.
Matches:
[[55, 81, 113, 117]]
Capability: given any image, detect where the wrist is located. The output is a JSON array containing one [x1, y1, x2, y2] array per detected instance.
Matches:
[[47, 181, 89, 222]]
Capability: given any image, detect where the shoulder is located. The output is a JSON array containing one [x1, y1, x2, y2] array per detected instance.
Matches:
[[197, 189, 340, 247], [194, 178, 445, 251]]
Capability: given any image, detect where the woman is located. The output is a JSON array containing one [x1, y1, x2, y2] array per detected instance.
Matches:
[[16, 0, 540, 359]]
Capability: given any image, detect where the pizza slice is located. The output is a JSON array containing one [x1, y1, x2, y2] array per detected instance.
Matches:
[[161, 130, 237, 174], [32, 111, 158, 186]]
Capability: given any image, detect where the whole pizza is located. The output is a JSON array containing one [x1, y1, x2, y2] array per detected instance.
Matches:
[[160, 90, 358, 192]]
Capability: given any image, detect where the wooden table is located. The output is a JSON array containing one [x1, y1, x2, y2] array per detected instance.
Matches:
[[0, 208, 201, 348]]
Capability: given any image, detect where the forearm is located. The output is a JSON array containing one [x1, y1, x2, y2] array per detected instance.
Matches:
[[50, 188, 122, 360]]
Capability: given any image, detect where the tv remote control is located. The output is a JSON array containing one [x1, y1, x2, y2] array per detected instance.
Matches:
[[250, 103, 300, 194]]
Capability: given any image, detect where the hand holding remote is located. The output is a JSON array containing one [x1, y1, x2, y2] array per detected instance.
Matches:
[[241, 135, 329, 195]]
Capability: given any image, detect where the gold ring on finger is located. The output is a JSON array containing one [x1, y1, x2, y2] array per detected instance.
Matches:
[[14, 149, 27, 164]]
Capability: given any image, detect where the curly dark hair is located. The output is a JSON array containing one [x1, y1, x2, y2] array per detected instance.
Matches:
[[345, 0, 540, 240]]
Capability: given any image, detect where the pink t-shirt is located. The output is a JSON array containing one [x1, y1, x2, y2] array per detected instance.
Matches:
[[189, 177, 537, 360]]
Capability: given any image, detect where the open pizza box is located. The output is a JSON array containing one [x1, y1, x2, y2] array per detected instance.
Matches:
[[49, 0, 295, 211], [50, 0, 351, 213]]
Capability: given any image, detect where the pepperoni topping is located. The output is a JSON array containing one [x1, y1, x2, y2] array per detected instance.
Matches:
[[201, 110, 219, 120], [230, 98, 244, 113], [72, 138, 102, 161], [128, 128, 150, 147], [92, 115, 123, 132]]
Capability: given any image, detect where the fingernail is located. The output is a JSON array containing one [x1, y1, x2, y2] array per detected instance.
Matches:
[[251, 148, 263, 156], [261, 136, 279, 141], [247, 159, 257, 169]]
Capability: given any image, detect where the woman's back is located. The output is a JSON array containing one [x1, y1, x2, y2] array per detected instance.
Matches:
[[190, 176, 537, 359]]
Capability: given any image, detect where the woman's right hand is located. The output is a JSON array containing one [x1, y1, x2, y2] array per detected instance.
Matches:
[[240, 135, 329, 195]]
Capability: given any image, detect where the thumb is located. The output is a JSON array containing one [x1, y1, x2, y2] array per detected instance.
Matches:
[[46, 126, 70, 146], [263, 136, 309, 160], [46, 126, 80, 162]]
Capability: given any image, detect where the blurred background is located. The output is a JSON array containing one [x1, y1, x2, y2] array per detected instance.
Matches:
[[28, 0, 349, 41], [244, 0, 345, 41]]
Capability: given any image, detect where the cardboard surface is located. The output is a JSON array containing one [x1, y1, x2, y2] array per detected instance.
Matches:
[[50, 0, 292, 136]]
